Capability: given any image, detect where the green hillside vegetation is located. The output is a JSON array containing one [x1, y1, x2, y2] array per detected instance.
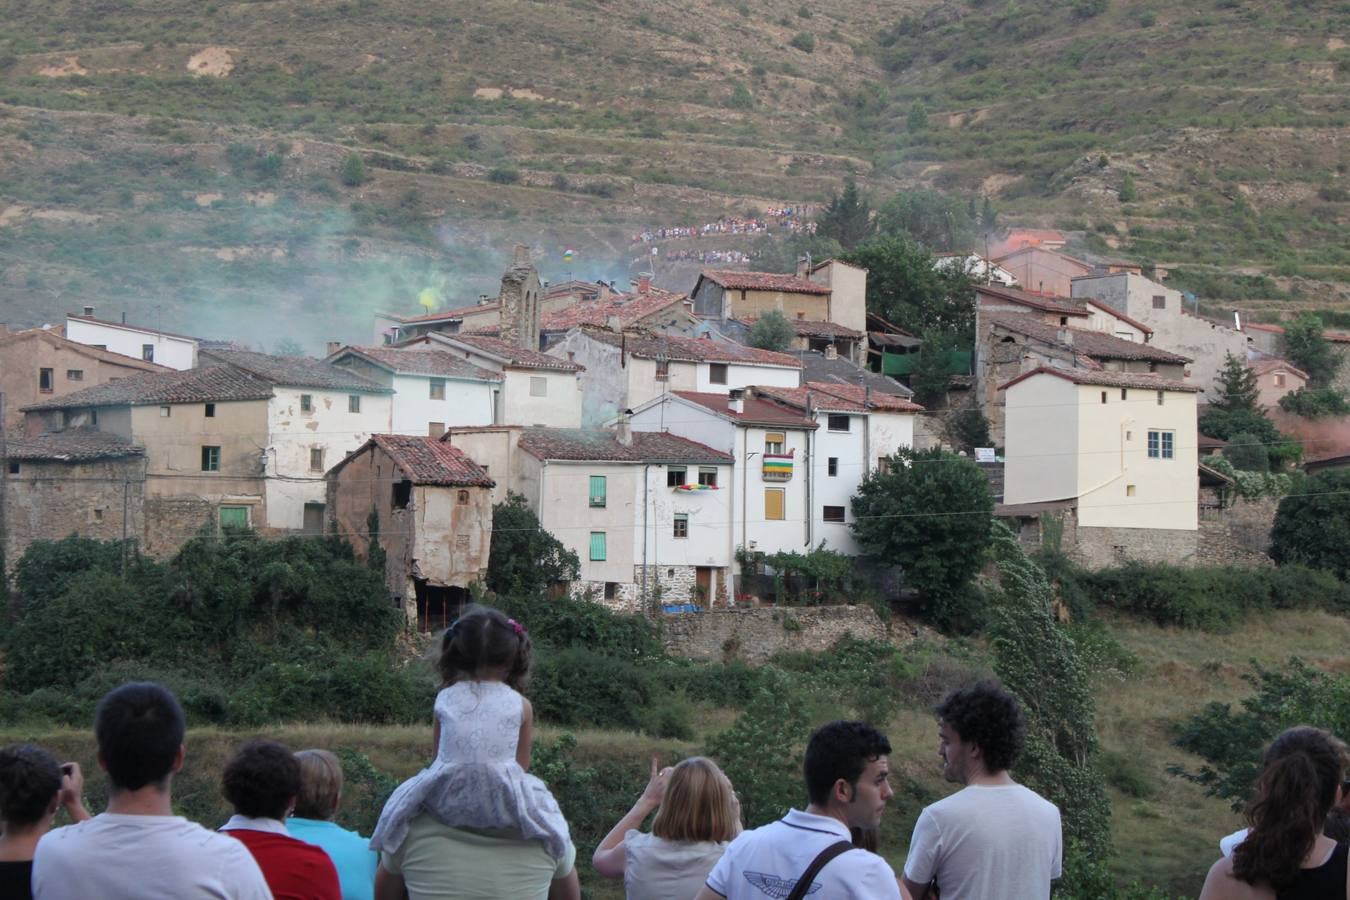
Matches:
[[0, 0, 1346, 347]]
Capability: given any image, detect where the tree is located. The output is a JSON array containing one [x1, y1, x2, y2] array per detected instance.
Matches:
[[1283, 314, 1343, 388], [1118, 174, 1137, 202], [486, 492, 580, 596], [850, 447, 993, 629], [909, 331, 955, 408], [981, 196, 996, 229], [876, 189, 977, 251], [748, 233, 842, 274], [1209, 352, 1260, 413], [1224, 431, 1268, 472], [946, 403, 992, 453], [1271, 469, 1350, 578], [814, 177, 874, 250], [907, 100, 929, 132], [747, 310, 794, 352], [339, 152, 367, 187], [840, 235, 977, 339]]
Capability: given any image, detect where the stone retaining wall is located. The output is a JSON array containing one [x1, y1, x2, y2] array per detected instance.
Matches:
[[661, 604, 904, 664]]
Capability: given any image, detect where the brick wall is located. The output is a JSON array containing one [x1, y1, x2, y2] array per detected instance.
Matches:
[[661, 604, 907, 664]]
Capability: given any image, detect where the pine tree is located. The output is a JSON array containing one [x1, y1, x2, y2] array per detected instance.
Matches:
[[1210, 352, 1259, 413], [814, 176, 874, 250]]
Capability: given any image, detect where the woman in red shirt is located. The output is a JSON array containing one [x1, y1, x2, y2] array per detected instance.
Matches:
[[220, 739, 341, 900]]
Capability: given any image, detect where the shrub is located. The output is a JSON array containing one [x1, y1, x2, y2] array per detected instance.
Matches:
[[1278, 386, 1350, 418], [488, 167, 520, 184], [530, 648, 690, 737], [789, 32, 816, 53], [1225, 431, 1268, 471], [339, 152, 367, 186], [705, 670, 809, 826], [495, 590, 660, 658], [747, 309, 793, 351], [1271, 470, 1350, 578]]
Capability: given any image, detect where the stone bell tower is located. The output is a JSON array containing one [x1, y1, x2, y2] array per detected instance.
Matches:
[[497, 244, 541, 350]]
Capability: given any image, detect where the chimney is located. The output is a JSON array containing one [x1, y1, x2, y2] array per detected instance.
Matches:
[[598, 281, 612, 303], [796, 254, 811, 278], [728, 388, 745, 414], [605, 314, 621, 332], [82, 305, 95, 318], [478, 294, 492, 305], [326, 341, 342, 356], [1057, 328, 1075, 346], [513, 243, 531, 267], [635, 272, 652, 294], [824, 344, 838, 360], [616, 415, 633, 446]]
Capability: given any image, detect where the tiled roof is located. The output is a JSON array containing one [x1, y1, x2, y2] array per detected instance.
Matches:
[[22, 365, 275, 410], [517, 428, 732, 463], [671, 391, 817, 428], [790, 350, 914, 398], [435, 334, 583, 371], [6, 428, 144, 462], [202, 349, 391, 392], [993, 246, 1090, 269], [540, 289, 690, 332], [579, 329, 801, 367], [1250, 358, 1309, 380], [976, 285, 1088, 316], [741, 318, 864, 339], [0, 329, 170, 373], [368, 434, 495, 487], [335, 346, 500, 381], [1000, 366, 1201, 393], [1083, 299, 1153, 336], [807, 382, 924, 412], [386, 302, 485, 325], [1245, 322, 1350, 345], [988, 313, 1191, 364], [700, 270, 832, 295]]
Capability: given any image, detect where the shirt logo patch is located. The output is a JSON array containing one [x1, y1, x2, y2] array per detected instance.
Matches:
[[744, 871, 823, 897]]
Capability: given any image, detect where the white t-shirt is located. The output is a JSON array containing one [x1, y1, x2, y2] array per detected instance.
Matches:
[[706, 808, 901, 900], [623, 829, 727, 900], [1220, 828, 1249, 856], [903, 784, 1062, 900], [33, 812, 271, 899]]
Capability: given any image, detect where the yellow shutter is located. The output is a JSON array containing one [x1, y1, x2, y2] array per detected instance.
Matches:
[[764, 488, 785, 521]]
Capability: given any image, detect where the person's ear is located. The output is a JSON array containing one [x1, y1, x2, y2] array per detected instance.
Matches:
[[46, 794, 61, 817], [832, 777, 854, 805], [171, 744, 185, 774], [96, 751, 109, 774]]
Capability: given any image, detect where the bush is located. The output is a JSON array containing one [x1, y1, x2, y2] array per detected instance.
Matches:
[[530, 648, 690, 737], [747, 309, 794, 351], [1225, 431, 1269, 471], [789, 32, 816, 52], [488, 167, 520, 184], [1271, 469, 1350, 578], [339, 152, 367, 187], [1278, 386, 1350, 418], [495, 590, 659, 658], [705, 670, 809, 826]]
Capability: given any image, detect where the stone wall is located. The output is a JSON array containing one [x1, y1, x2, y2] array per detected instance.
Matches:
[[4, 459, 143, 569], [143, 495, 216, 557], [661, 604, 901, 664], [1198, 496, 1278, 567], [1071, 524, 1199, 569]]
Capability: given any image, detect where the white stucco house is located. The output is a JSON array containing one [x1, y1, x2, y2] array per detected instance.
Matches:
[[326, 344, 501, 436], [65, 309, 199, 370], [425, 333, 583, 428]]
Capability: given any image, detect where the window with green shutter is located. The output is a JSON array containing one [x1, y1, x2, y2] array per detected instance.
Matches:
[[589, 475, 607, 508], [219, 506, 249, 529], [589, 531, 607, 561]]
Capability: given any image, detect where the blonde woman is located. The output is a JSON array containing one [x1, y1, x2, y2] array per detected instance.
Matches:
[[593, 757, 741, 900]]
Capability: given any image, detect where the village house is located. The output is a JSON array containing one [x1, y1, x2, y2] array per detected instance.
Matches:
[[1250, 358, 1308, 407], [932, 253, 1018, 286], [993, 246, 1094, 297], [326, 434, 494, 630], [3, 429, 146, 569], [424, 333, 583, 428], [550, 327, 802, 427], [0, 326, 168, 428], [64, 307, 199, 369], [986, 228, 1067, 260], [461, 281, 699, 349], [446, 424, 733, 608], [1000, 367, 1203, 567], [690, 259, 868, 335], [325, 344, 500, 436], [1071, 271, 1249, 401], [1243, 321, 1350, 393]]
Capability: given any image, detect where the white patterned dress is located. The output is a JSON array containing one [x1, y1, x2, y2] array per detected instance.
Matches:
[[369, 681, 571, 859]]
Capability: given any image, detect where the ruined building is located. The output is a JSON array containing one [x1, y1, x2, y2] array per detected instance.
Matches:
[[497, 244, 541, 351]]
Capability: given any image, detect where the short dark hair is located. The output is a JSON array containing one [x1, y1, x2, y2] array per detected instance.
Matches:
[[0, 745, 62, 826], [936, 681, 1025, 773], [95, 682, 185, 791], [222, 739, 300, 820], [803, 721, 892, 806]]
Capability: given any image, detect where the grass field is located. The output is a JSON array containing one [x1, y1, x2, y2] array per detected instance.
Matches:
[[6, 608, 1348, 897]]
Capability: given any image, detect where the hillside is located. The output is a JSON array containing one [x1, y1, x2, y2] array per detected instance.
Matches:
[[0, 0, 1346, 349]]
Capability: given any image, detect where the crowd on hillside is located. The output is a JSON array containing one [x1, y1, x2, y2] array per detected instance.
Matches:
[[2, 605, 1347, 899], [630, 209, 818, 246]]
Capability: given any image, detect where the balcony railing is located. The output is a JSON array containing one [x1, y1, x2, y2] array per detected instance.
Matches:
[[762, 452, 794, 482]]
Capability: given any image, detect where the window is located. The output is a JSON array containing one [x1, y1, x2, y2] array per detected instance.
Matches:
[[604, 582, 618, 601], [655, 359, 670, 380], [142, 343, 154, 361], [160, 405, 171, 417], [589, 475, 607, 507], [530, 376, 547, 397], [303, 502, 325, 535], [93, 508, 103, 522], [823, 505, 846, 523], [765, 432, 786, 455], [7, 461, 18, 475], [300, 394, 313, 413], [698, 468, 718, 487], [1059, 316, 1068, 326], [66, 369, 83, 381], [428, 422, 445, 438], [348, 395, 361, 413], [1147, 430, 1175, 459], [827, 414, 850, 432], [1156, 391, 1164, 406], [205, 403, 216, 417], [393, 480, 412, 509], [201, 445, 220, 471], [219, 506, 249, 529], [1126, 484, 1137, 497], [827, 457, 838, 476], [429, 378, 446, 400], [39, 368, 53, 393], [589, 531, 607, 561], [1274, 373, 1285, 387], [1152, 295, 1166, 309], [457, 489, 470, 505], [1100, 391, 1107, 404], [667, 466, 686, 487], [708, 363, 728, 385], [764, 488, 785, 521], [310, 447, 325, 472], [1121, 389, 1128, 400], [673, 514, 689, 538]]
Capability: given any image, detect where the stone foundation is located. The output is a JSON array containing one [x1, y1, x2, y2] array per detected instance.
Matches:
[[1198, 496, 1278, 567], [662, 604, 903, 665], [143, 495, 217, 557], [1071, 524, 1199, 569]]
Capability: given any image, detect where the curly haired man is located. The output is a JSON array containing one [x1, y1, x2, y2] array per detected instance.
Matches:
[[901, 682, 1062, 900]]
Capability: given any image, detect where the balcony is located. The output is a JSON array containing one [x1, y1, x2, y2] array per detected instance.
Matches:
[[762, 452, 794, 482]]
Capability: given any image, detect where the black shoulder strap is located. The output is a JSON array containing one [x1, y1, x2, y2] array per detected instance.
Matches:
[[786, 840, 854, 900]]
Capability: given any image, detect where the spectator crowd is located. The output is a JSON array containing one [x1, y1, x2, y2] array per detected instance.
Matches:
[[1, 604, 1346, 899], [630, 209, 818, 246]]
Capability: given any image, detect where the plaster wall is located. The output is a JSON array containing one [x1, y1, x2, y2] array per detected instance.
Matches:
[[1003, 376, 1081, 506], [735, 425, 811, 555], [693, 362, 799, 395], [809, 260, 868, 334], [391, 373, 497, 435], [811, 413, 861, 554], [637, 462, 733, 570], [1, 335, 161, 429], [65, 318, 196, 369], [628, 395, 736, 455], [443, 428, 524, 505], [528, 457, 637, 585], [501, 369, 581, 428]]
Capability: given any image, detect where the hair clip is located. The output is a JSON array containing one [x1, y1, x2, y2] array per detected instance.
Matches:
[[507, 618, 525, 637]]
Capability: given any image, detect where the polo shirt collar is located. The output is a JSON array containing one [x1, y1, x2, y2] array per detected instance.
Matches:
[[219, 814, 289, 835], [781, 808, 851, 839]]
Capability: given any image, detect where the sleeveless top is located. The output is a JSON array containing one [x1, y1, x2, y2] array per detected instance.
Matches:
[[1277, 842, 1349, 900]]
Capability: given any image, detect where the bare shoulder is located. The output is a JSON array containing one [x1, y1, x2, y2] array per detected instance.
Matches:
[[1199, 855, 1265, 900]]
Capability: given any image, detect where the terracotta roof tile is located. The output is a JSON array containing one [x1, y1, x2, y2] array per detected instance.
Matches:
[[1245, 322, 1350, 345], [807, 382, 924, 412], [1250, 358, 1309, 380], [540, 289, 690, 332], [335, 346, 500, 381], [671, 391, 817, 428], [700, 270, 832, 295], [755, 385, 866, 412], [976, 285, 1088, 316], [579, 329, 801, 367], [6, 428, 144, 461], [434, 334, 582, 371], [988, 313, 1191, 364], [23, 365, 274, 410], [202, 349, 391, 392], [1000, 366, 1201, 393], [368, 434, 495, 487], [518, 427, 731, 463]]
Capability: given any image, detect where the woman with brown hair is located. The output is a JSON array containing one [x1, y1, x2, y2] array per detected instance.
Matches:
[[1200, 726, 1350, 899], [593, 756, 741, 900]]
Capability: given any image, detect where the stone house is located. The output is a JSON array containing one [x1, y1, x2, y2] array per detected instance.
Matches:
[[326, 344, 500, 436], [65, 308, 199, 369], [3, 429, 145, 569], [447, 424, 733, 609], [425, 333, 583, 428], [1250, 358, 1308, 408], [326, 433, 494, 630], [993, 246, 1093, 297], [690, 259, 867, 335], [1000, 367, 1202, 567], [1071, 271, 1249, 401], [0, 327, 168, 429], [550, 327, 802, 427], [464, 284, 698, 349]]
